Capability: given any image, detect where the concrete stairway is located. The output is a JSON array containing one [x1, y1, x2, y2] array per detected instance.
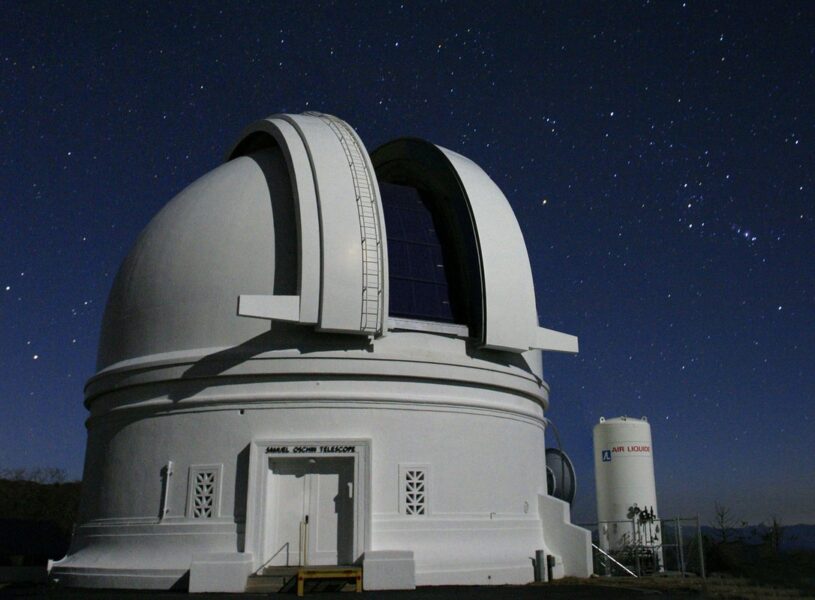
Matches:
[[246, 566, 360, 594], [245, 566, 299, 593]]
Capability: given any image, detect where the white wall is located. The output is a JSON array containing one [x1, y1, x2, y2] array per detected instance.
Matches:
[[60, 372, 569, 586]]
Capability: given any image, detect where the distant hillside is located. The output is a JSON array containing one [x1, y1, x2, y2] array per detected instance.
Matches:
[[0, 476, 80, 533], [700, 523, 815, 551], [0, 471, 81, 564]]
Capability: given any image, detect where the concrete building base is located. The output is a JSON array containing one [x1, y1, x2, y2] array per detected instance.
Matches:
[[362, 550, 415, 590], [49, 566, 187, 590], [188, 552, 253, 593], [538, 494, 593, 578]]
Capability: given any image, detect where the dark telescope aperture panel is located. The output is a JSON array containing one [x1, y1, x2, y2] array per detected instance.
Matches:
[[379, 182, 458, 323]]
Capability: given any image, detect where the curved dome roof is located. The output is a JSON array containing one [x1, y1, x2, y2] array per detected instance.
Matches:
[[97, 148, 293, 370], [96, 112, 576, 375]]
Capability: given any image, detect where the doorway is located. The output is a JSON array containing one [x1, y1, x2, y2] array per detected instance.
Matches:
[[264, 457, 354, 567]]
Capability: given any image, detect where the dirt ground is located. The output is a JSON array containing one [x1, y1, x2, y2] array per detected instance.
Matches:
[[0, 581, 702, 599]]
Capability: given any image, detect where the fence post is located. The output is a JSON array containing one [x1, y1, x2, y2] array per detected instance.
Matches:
[[695, 515, 706, 579]]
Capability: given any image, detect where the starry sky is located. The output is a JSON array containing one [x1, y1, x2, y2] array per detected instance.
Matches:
[[2, 2, 813, 525]]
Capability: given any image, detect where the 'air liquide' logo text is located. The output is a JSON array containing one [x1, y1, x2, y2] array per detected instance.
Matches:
[[606, 444, 651, 458]]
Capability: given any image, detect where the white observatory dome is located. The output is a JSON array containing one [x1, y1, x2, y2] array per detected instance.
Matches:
[[55, 113, 590, 592], [97, 149, 293, 368]]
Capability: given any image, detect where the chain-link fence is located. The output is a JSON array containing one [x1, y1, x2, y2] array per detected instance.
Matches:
[[579, 516, 706, 578]]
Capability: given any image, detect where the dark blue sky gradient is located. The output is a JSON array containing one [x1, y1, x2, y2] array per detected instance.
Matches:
[[1, 2, 813, 524]]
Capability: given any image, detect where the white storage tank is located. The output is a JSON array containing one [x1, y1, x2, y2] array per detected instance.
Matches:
[[593, 416, 662, 564]]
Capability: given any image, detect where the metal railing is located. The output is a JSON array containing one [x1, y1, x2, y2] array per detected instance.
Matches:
[[579, 515, 706, 578], [592, 543, 638, 577], [253, 542, 291, 575]]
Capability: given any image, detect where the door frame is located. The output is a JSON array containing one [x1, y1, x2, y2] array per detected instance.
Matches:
[[245, 438, 371, 572]]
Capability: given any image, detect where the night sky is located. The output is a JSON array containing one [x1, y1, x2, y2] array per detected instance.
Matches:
[[2, 2, 813, 525]]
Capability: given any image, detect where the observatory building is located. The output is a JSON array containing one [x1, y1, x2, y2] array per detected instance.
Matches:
[[51, 112, 591, 591]]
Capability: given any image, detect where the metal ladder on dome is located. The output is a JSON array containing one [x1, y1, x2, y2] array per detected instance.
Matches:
[[307, 112, 383, 335]]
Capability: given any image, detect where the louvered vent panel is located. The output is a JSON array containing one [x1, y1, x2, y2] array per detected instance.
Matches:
[[187, 465, 221, 519], [400, 466, 429, 516]]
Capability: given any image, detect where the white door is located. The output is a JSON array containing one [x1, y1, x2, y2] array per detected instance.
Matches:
[[265, 457, 354, 566]]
